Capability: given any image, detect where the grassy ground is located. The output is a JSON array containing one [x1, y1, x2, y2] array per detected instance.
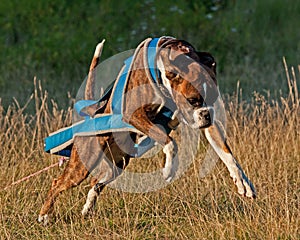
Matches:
[[0, 0, 299, 239], [0, 64, 299, 239]]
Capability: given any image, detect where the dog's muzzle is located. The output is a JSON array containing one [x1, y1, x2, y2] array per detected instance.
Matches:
[[192, 106, 214, 129]]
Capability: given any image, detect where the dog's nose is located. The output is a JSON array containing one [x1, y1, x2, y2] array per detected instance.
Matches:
[[194, 107, 214, 128], [199, 109, 210, 120], [199, 109, 209, 119]]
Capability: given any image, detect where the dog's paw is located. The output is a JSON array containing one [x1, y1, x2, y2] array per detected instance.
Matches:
[[232, 171, 256, 199], [81, 206, 88, 217], [38, 214, 49, 225], [243, 178, 256, 199], [81, 187, 99, 217], [162, 140, 178, 182], [162, 166, 174, 182], [81, 204, 93, 217]]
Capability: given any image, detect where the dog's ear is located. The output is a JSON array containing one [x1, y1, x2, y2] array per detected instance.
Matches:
[[169, 41, 192, 61], [196, 52, 216, 74], [161, 39, 194, 61], [158, 41, 190, 76]]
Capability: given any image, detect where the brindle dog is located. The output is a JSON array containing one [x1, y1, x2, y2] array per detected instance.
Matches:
[[39, 37, 255, 224]]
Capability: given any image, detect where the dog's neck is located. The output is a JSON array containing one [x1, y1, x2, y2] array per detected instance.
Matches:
[[145, 37, 177, 100], [156, 56, 174, 99]]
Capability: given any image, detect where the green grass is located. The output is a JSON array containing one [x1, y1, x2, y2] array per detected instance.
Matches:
[[0, 0, 299, 107]]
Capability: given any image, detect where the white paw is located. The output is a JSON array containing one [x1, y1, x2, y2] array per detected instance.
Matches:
[[243, 178, 256, 198], [162, 165, 174, 182], [38, 214, 49, 225], [81, 206, 89, 216], [162, 140, 178, 182], [232, 171, 256, 198], [82, 187, 98, 216]]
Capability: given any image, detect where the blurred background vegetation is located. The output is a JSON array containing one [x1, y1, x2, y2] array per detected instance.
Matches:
[[0, 0, 299, 109]]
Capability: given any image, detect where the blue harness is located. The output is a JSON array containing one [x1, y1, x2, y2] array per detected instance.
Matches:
[[44, 38, 175, 157]]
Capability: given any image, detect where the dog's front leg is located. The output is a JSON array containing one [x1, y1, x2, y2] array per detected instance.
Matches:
[[204, 122, 256, 198], [126, 113, 178, 182], [162, 139, 178, 182]]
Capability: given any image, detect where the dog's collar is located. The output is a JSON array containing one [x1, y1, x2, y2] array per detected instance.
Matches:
[[147, 38, 162, 84], [146, 37, 175, 100]]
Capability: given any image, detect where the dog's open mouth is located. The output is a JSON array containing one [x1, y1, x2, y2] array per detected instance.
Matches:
[[199, 119, 212, 129]]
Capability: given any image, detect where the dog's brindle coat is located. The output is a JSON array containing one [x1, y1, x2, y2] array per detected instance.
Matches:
[[39, 37, 256, 224]]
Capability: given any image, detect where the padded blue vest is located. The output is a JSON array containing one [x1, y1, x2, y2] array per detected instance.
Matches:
[[44, 38, 174, 157]]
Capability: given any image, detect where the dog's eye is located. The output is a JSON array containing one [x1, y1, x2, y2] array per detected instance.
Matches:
[[187, 97, 202, 107]]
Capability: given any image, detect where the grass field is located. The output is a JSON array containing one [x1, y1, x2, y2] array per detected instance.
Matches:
[[1, 0, 300, 239], [0, 63, 299, 239]]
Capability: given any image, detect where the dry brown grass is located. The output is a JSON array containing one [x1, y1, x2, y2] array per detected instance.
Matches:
[[0, 64, 299, 239]]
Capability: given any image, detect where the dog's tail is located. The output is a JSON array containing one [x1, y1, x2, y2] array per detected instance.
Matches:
[[85, 39, 106, 100]]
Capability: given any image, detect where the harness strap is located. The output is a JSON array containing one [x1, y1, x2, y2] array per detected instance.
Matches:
[[74, 80, 115, 117], [147, 38, 161, 84], [45, 113, 139, 157], [111, 56, 133, 114], [75, 37, 165, 117], [74, 56, 131, 117], [44, 37, 178, 157]]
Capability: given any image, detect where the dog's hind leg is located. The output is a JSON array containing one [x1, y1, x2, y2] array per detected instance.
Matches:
[[38, 146, 90, 224], [81, 177, 105, 217], [204, 121, 256, 198], [81, 161, 130, 217], [81, 165, 119, 217], [81, 158, 115, 216], [81, 134, 131, 216]]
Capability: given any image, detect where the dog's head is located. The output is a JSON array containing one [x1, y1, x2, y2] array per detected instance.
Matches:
[[157, 39, 218, 128]]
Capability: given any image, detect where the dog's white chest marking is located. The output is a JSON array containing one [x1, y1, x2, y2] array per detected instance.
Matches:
[[157, 57, 174, 98], [203, 82, 207, 96]]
